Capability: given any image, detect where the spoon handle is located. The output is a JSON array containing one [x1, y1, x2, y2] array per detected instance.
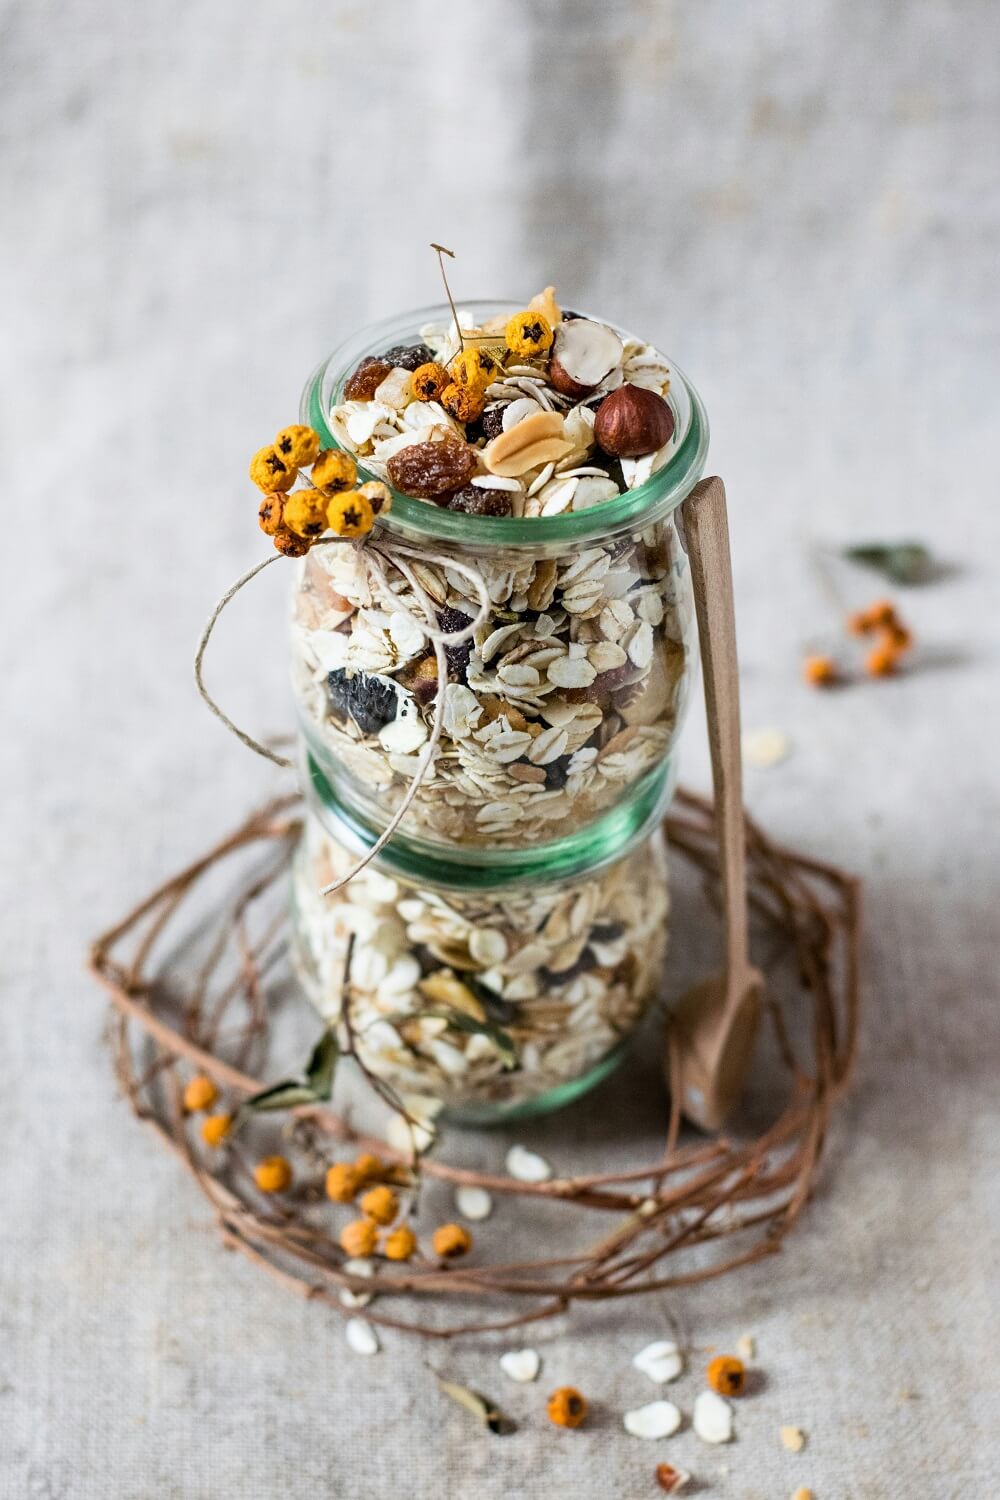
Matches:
[[682, 477, 750, 998]]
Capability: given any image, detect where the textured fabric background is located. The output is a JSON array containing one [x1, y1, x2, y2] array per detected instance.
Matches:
[[2, 1, 998, 1495]]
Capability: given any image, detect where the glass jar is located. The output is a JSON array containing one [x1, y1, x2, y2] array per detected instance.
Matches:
[[291, 301, 707, 851], [290, 756, 674, 1125]]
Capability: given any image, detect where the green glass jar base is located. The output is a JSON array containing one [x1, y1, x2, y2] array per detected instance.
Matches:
[[440, 1041, 630, 1129]]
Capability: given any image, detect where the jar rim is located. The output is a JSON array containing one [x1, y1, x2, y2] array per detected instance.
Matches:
[[302, 750, 675, 890], [300, 300, 709, 547]]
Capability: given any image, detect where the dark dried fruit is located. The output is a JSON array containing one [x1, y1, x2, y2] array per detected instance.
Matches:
[[398, 652, 440, 707], [543, 755, 570, 790], [437, 606, 473, 680], [344, 357, 392, 402], [480, 406, 506, 443], [380, 342, 435, 372], [447, 485, 512, 518], [541, 947, 596, 985], [386, 437, 476, 500], [325, 669, 399, 736]]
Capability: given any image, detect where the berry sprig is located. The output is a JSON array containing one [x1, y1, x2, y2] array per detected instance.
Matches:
[[249, 423, 391, 553]]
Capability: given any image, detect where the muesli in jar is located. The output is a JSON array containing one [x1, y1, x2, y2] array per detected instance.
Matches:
[[284, 289, 702, 848], [291, 800, 670, 1120]]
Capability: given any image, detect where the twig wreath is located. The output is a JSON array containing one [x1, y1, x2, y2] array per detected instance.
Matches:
[[88, 787, 860, 1341]]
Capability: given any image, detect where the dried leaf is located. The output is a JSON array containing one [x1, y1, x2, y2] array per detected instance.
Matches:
[[409, 1008, 518, 1069], [235, 1029, 339, 1124], [430, 1370, 512, 1434], [843, 541, 933, 585]]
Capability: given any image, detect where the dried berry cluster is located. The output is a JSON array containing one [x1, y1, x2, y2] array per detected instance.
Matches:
[[803, 597, 915, 688], [249, 423, 392, 554]]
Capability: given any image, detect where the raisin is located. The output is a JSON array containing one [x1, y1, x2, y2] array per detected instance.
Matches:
[[325, 669, 399, 736], [480, 405, 506, 444], [541, 947, 596, 985], [543, 755, 570, 790], [437, 606, 473, 680], [344, 357, 392, 402], [386, 437, 476, 500], [590, 920, 625, 942], [380, 342, 435, 372], [447, 485, 512, 518], [397, 652, 439, 706]]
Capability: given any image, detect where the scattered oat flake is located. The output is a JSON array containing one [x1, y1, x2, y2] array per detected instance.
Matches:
[[623, 1400, 682, 1440], [455, 1185, 494, 1221], [742, 727, 791, 768], [693, 1390, 734, 1444], [499, 1348, 540, 1383], [505, 1145, 552, 1182], [339, 1257, 375, 1308], [633, 1339, 684, 1384], [345, 1318, 379, 1356], [736, 1333, 755, 1360], [781, 1425, 806, 1453]]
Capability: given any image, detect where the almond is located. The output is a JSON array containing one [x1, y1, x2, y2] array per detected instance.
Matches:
[[483, 410, 574, 477]]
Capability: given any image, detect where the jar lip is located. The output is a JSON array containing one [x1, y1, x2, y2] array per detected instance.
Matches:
[[302, 751, 675, 889], [300, 300, 709, 547]]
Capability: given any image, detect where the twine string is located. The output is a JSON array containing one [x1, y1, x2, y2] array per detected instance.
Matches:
[[194, 528, 493, 893]]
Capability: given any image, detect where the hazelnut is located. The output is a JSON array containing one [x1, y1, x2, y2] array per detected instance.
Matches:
[[593, 384, 675, 458], [547, 317, 623, 398]]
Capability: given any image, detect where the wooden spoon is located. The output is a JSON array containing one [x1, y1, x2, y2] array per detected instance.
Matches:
[[670, 477, 764, 1131]]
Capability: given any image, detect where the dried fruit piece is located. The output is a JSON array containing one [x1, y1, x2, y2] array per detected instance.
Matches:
[[386, 436, 477, 499], [326, 489, 374, 538], [258, 493, 284, 535], [706, 1355, 746, 1397], [436, 606, 474, 679], [326, 668, 401, 736], [479, 406, 506, 443], [623, 1400, 682, 1440], [200, 1113, 231, 1147], [283, 488, 329, 538], [272, 526, 310, 557], [249, 444, 296, 493], [441, 382, 487, 422], [344, 356, 392, 401], [505, 310, 554, 358], [380, 342, 435, 371], [446, 484, 513, 517], [325, 1161, 361, 1203], [253, 1155, 293, 1193], [803, 653, 839, 687], [865, 641, 899, 677], [359, 1184, 398, 1225], [183, 1074, 218, 1113], [548, 317, 623, 397], [547, 1387, 587, 1428], [450, 345, 502, 390], [594, 384, 675, 457], [410, 361, 450, 401], [432, 1222, 472, 1258], [340, 1218, 378, 1257], [383, 1223, 417, 1261], [312, 448, 358, 493], [274, 424, 321, 467], [654, 1463, 690, 1494], [483, 410, 574, 478]]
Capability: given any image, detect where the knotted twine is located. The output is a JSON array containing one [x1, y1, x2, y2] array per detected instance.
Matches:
[[194, 529, 492, 895]]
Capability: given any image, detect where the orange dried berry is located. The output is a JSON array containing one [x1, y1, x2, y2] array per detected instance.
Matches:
[[249, 444, 297, 494], [359, 1184, 398, 1226], [324, 1161, 361, 1204], [254, 1155, 293, 1194], [865, 642, 900, 678], [450, 346, 501, 391], [383, 1224, 417, 1261], [282, 488, 329, 539], [357, 479, 392, 517], [505, 310, 554, 359], [867, 598, 898, 629], [200, 1112, 232, 1147], [340, 1218, 378, 1258], [887, 621, 913, 652], [311, 448, 357, 494], [183, 1074, 218, 1113], [847, 609, 874, 636], [258, 492, 284, 536], [353, 1152, 384, 1184], [441, 382, 487, 423], [706, 1354, 746, 1397], [802, 654, 839, 687], [410, 362, 450, 402], [431, 1223, 472, 1259], [546, 1386, 588, 1428], [274, 424, 321, 468], [326, 489, 374, 539], [272, 526, 310, 557]]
